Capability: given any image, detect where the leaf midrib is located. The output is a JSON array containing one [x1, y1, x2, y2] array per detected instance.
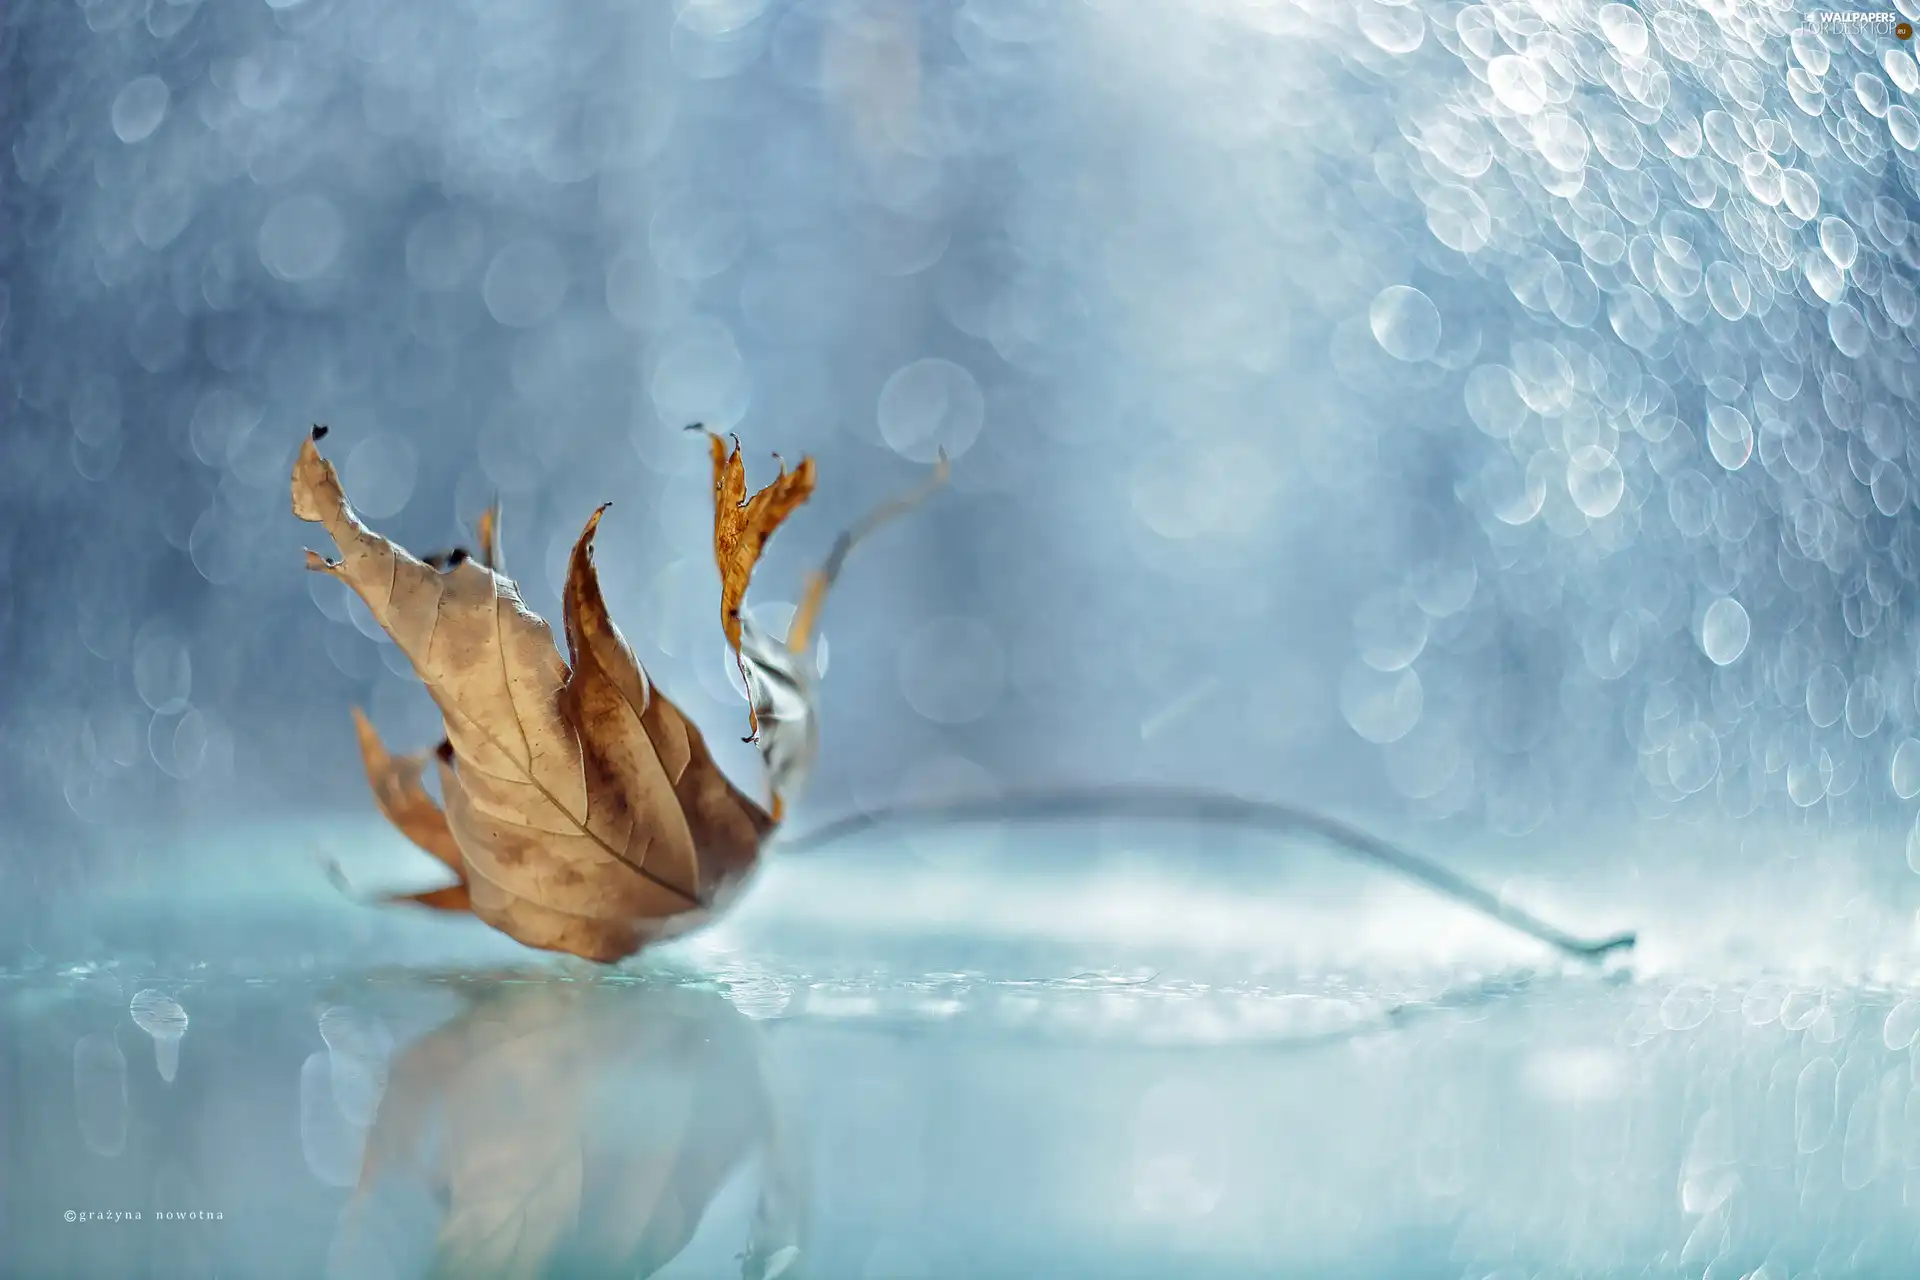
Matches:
[[432, 578, 697, 908]]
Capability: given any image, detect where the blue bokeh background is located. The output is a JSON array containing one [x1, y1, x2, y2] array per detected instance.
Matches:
[[15, 4, 1920, 1276], [6, 0, 1920, 969]]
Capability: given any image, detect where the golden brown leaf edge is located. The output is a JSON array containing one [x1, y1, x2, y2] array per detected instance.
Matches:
[[291, 423, 933, 964]]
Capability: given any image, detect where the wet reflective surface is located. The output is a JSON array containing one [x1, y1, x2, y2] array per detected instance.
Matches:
[[4, 821, 1920, 1277]]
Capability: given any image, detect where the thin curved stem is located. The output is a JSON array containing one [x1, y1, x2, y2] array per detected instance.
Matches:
[[787, 450, 950, 657], [775, 785, 1636, 963]]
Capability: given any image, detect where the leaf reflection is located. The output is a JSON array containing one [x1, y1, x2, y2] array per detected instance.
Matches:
[[347, 982, 806, 1280]]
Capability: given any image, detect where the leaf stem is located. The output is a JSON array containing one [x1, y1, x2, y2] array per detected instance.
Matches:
[[787, 450, 950, 657], [775, 785, 1635, 963]]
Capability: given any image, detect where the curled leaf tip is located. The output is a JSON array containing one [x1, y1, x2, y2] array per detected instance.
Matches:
[[303, 549, 337, 573], [311, 424, 329, 441], [580, 504, 610, 543], [474, 500, 504, 572]]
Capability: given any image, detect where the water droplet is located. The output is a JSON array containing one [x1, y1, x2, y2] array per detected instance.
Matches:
[[1787, 756, 1828, 808], [1463, 365, 1528, 438], [1742, 979, 1787, 1026], [1885, 998, 1920, 1049], [878, 358, 984, 464], [133, 625, 191, 714], [1889, 49, 1920, 94], [1847, 675, 1886, 738], [1651, 11, 1699, 61], [129, 990, 188, 1084], [1706, 404, 1753, 470], [258, 194, 345, 282], [1889, 105, 1920, 151], [1567, 445, 1624, 517], [1598, 3, 1649, 55], [1660, 981, 1715, 1030], [678, 0, 770, 37], [671, 6, 770, 79], [1532, 113, 1590, 174], [1424, 185, 1491, 254], [1700, 597, 1750, 666], [1829, 303, 1869, 359], [1408, 559, 1476, 617], [1805, 252, 1845, 306], [1780, 168, 1820, 222], [1358, 2, 1423, 54], [1608, 286, 1665, 352], [1806, 664, 1848, 729], [111, 75, 170, 144], [1792, 29, 1831, 76], [341, 434, 418, 520], [172, 710, 211, 780], [1353, 589, 1429, 671], [1481, 450, 1550, 526], [1340, 664, 1423, 745], [1703, 261, 1750, 321], [1667, 721, 1721, 794], [1893, 740, 1920, 800], [189, 507, 251, 586], [1369, 285, 1441, 361], [1488, 55, 1545, 113], [1821, 217, 1860, 270], [1795, 1056, 1838, 1154], [234, 40, 299, 111]]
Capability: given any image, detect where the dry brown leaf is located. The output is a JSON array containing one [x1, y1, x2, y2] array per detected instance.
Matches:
[[300, 421, 944, 963], [293, 426, 771, 963], [350, 708, 464, 876], [695, 427, 816, 739]]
